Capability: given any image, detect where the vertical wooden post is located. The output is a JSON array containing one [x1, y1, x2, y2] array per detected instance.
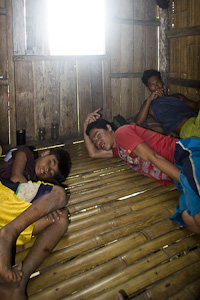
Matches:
[[6, 0, 16, 146], [159, 7, 169, 92]]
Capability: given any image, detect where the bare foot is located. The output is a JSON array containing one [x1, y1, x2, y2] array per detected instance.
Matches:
[[0, 280, 27, 300], [0, 228, 23, 283]]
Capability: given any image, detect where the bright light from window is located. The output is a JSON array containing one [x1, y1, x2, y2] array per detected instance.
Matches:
[[47, 0, 105, 55]]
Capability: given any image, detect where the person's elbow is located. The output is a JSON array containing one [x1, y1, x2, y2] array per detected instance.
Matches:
[[135, 119, 144, 126], [89, 149, 113, 159], [86, 148, 100, 158], [89, 151, 105, 159], [89, 151, 98, 158], [10, 174, 27, 183], [134, 115, 143, 125]]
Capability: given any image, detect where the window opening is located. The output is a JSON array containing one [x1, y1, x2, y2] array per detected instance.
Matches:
[[46, 0, 106, 55]]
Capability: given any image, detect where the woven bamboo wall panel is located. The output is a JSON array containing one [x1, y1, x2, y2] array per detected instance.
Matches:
[[168, 0, 200, 100], [169, 0, 200, 29]]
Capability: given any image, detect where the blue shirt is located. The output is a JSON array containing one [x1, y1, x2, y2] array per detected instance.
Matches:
[[150, 96, 197, 132]]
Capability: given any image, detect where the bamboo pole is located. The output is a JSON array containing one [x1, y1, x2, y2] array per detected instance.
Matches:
[[68, 183, 170, 214], [69, 176, 154, 205], [28, 200, 178, 273], [16, 186, 178, 254], [169, 277, 200, 300], [32, 236, 200, 300], [133, 262, 200, 300], [28, 232, 146, 295], [16, 196, 176, 267], [28, 231, 198, 300], [83, 250, 200, 300], [68, 169, 139, 193]]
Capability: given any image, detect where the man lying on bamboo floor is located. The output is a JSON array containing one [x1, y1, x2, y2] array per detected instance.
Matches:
[[84, 109, 200, 234], [0, 179, 70, 300], [134, 69, 200, 139]]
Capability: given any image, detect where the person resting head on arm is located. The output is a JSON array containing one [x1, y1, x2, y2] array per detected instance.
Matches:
[[0, 147, 71, 185], [84, 111, 173, 186], [84, 109, 117, 159], [85, 113, 200, 234], [0, 145, 72, 298]]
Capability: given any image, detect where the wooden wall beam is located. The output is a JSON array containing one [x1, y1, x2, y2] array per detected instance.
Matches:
[[159, 8, 169, 87], [168, 77, 200, 89], [110, 72, 142, 79], [167, 25, 200, 39], [13, 55, 106, 62], [6, 0, 16, 146], [112, 17, 160, 27], [0, 79, 8, 85]]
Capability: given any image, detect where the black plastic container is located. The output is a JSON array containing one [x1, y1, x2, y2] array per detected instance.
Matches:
[[16, 129, 26, 145]]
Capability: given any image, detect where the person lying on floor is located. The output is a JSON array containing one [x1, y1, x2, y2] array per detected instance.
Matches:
[[0, 146, 71, 185], [0, 178, 70, 299], [134, 69, 200, 139], [84, 109, 173, 186], [84, 110, 200, 234]]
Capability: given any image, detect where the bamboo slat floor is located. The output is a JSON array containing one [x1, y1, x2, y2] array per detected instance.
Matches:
[[10, 142, 200, 299]]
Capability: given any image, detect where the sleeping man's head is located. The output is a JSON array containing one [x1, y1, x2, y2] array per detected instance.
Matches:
[[86, 119, 116, 151]]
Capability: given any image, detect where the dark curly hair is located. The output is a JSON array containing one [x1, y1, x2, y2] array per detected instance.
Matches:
[[86, 119, 115, 136], [49, 148, 71, 183], [141, 69, 162, 87]]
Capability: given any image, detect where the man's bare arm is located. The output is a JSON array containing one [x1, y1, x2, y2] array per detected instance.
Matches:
[[133, 142, 180, 182], [172, 93, 200, 111], [134, 89, 164, 125], [10, 149, 28, 183]]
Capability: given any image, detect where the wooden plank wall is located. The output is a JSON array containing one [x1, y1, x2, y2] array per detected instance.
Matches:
[[1, 0, 158, 147], [109, 0, 158, 118], [13, 57, 105, 143], [0, 0, 9, 145], [168, 0, 200, 100]]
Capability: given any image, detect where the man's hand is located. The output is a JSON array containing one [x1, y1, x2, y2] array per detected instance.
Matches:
[[84, 108, 102, 128], [171, 93, 200, 111], [148, 88, 164, 102], [134, 88, 164, 125], [46, 209, 64, 223]]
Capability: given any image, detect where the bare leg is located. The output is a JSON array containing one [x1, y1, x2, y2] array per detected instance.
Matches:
[[0, 208, 69, 299], [182, 210, 200, 234], [0, 185, 66, 284], [0, 227, 23, 283]]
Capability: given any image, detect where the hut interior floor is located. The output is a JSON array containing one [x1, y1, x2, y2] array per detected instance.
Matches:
[[3, 141, 200, 300]]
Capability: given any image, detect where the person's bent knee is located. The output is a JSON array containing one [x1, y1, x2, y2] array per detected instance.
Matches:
[[56, 208, 69, 235], [51, 185, 67, 208], [193, 212, 200, 227], [182, 210, 200, 234]]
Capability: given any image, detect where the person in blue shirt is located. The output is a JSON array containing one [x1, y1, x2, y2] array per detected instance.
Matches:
[[134, 69, 200, 138]]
